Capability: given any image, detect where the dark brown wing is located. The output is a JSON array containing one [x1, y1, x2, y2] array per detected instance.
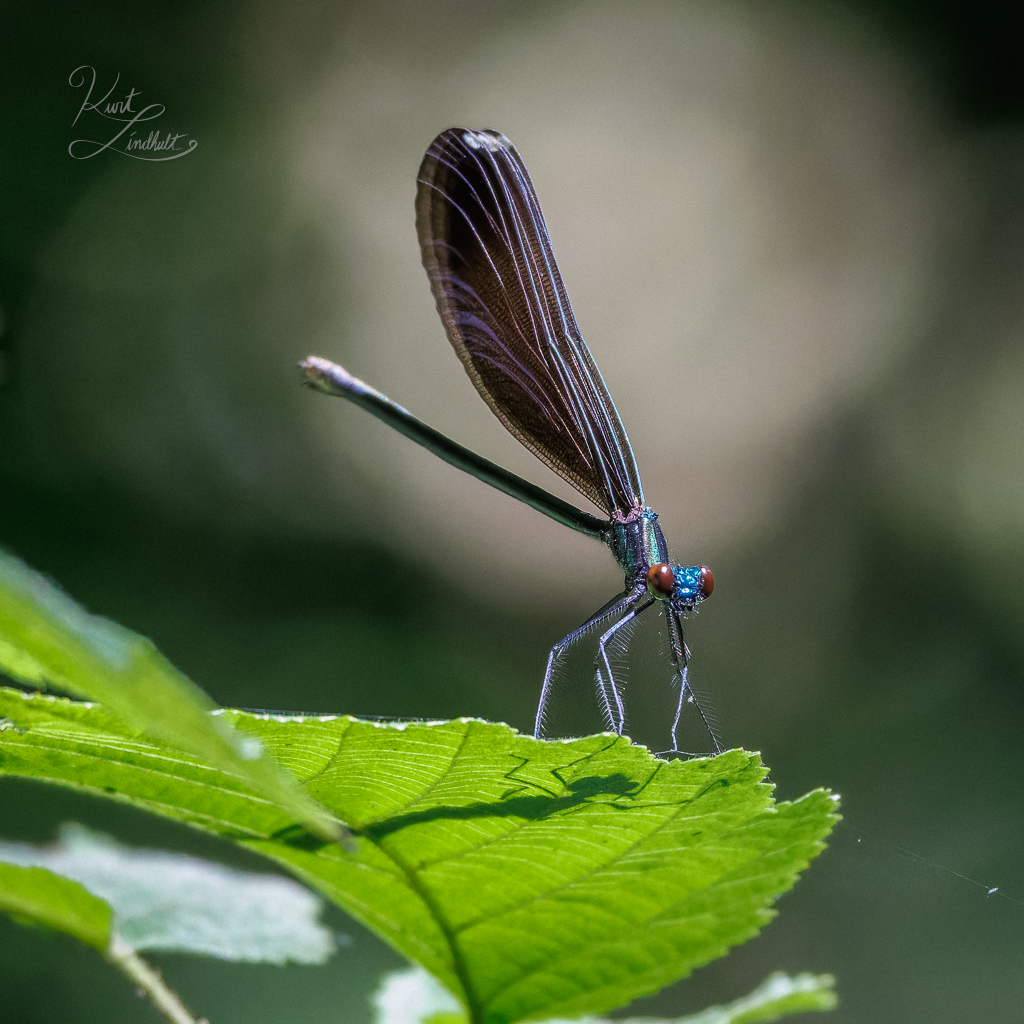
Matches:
[[415, 128, 644, 517]]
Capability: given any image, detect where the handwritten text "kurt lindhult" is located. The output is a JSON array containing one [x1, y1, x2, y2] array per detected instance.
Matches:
[[68, 66, 198, 161]]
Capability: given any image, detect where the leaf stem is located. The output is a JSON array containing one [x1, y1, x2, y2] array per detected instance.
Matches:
[[106, 936, 207, 1024]]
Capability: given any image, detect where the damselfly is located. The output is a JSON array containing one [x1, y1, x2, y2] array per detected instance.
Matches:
[[303, 128, 718, 754]]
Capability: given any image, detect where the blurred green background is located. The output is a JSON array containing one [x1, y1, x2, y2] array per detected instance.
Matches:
[[1, 1, 1022, 1021]]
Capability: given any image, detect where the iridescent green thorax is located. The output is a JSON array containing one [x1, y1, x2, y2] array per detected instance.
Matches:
[[610, 507, 706, 610], [609, 507, 669, 582]]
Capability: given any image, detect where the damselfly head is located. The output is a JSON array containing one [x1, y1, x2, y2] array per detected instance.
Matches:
[[651, 561, 716, 606], [647, 563, 714, 605]]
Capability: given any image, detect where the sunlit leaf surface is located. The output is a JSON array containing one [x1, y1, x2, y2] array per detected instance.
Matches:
[[0, 688, 837, 1023]]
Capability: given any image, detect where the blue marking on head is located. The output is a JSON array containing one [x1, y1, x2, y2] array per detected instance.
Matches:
[[672, 565, 704, 605]]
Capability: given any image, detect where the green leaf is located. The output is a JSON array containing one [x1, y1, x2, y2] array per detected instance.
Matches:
[[0, 688, 838, 1024], [0, 549, 341, 841], [0, 823, 336, 963], [0, 861, 112, 951], [370, 968, 836, 1024], [660, 971, 837, 1024]]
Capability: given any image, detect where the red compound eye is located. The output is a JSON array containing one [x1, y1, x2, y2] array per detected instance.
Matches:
[[646, 563, 675, 597], [699, 566, 715, 598]]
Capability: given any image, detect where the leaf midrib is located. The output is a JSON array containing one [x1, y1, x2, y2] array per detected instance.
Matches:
[[357, 742, 768, 1022], [362, 724, 485, 1022]]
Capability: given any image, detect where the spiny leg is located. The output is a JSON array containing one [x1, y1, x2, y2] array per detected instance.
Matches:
[[595, 597, 656, 734], [534, 585, 647, 738], [666, 611, 691, 753], [667, 610, 722, 756]]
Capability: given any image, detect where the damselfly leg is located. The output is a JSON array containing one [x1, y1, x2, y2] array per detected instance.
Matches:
[[667, 610, 721, 756], [595, 596, 657, 733], [534, 585, 647, 738]]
